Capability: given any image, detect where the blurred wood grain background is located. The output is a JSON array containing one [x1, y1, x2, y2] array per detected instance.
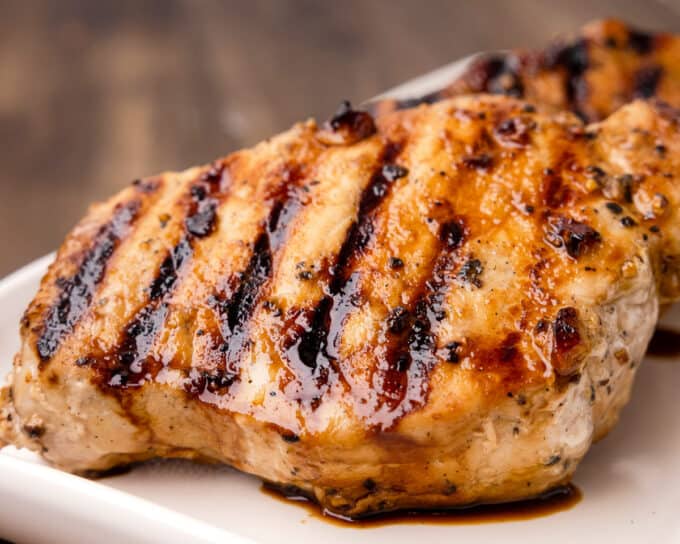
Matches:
[[1, 0, 679, 277]]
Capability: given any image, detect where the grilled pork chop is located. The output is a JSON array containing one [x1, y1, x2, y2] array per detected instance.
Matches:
[[374, 19, 680, 123], [2, 95, 680, 518]]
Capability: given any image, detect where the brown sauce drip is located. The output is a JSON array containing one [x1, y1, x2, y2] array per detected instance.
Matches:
[[647, 327, 680, 358], [261, 484, 582, 527]]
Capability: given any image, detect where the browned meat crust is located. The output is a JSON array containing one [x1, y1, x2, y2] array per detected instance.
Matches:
[[373, 19, 680, 123]]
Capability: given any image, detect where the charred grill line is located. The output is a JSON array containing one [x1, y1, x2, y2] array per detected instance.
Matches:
[[280, 142, 406, 410], [544, 39, 590, 121], [291, 297, 333, 370], [280, 295, 336, 411], [92, 163, 230, 387], [633, 65, 663, 98], [226, 235, 273, 335], [372, 218, 467, 425], [468, 55, 525, 98], [628, 29, 655, 55], [193, 164, 311, 397], [149, 237, 193, 301], [208, 231, 273, 389], [37, 200, 142, 362], [187, 232, 274, 396], [185, 163, 228, 239], [107, 304, 169, 387], [107, 237, 193, 387], [331, 141, 404, 290]]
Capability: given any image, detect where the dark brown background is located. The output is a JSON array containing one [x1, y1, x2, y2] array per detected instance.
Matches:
[[1, 0, 679, 278]]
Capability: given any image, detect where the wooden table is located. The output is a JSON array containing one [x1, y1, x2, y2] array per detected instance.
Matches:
[[1, 0, 679, 277]]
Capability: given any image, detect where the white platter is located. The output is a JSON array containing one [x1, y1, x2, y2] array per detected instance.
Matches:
[[2, 58, 680, 543]]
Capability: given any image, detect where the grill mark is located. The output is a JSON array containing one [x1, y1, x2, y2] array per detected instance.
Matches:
[[191, 163, 310, 398], [633, 65, 662, 99], [628, 29, 655, 55], [279, 296, 336, 410], [278, 142, 405, 411], [37, 200, 142, 362], [228, 236, 273, 334], [463, 54, 525, 98], [267, 189, 306, 254], [289, 297, 333, 370], [332, 142, 404, 287], [106, 303, 170, 387], [185, 163, 228, 238], [89, 162, 231, 388], [544, 39, 590, 121], [213, 232, 273, 380], [370, 217, 468, 427], [149, 237, 193, 300]]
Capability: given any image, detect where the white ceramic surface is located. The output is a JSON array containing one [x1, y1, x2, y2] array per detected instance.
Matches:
[[2, 60, 680, 543]]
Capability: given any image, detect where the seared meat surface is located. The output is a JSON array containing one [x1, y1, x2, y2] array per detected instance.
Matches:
[[374, 19, 680, 123], [2, 94, 680, 517]]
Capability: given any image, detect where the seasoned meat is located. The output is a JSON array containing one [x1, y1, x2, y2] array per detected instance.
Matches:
[[2, 95, 679, 518], [373, 19, 680, 123]]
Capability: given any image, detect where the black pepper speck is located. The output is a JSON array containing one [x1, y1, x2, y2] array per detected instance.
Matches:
[[389, 256, 404, 269], [545, 455, 562, 466], [605, 202, 623, 214], [363, 478, 377, 492]]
